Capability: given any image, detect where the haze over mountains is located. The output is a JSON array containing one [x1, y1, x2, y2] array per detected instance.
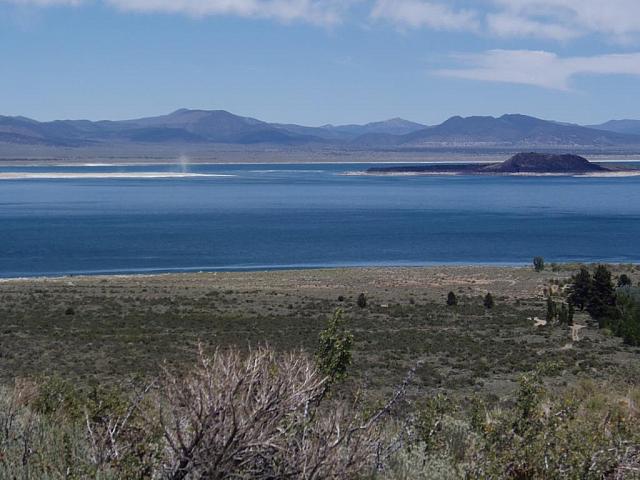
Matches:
[[587, 120, 640, 136], [2, 109, 640, 151]]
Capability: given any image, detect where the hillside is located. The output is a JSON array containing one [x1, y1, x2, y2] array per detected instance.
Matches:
[[1, 110, 640, 151], [394, 114, 640, 148], [588, 119, 640, 136], [2, 266, 640, 478], [481, 152, 607, 173]]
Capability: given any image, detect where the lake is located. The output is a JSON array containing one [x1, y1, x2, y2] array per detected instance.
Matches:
[[1, 162, 639, 277]]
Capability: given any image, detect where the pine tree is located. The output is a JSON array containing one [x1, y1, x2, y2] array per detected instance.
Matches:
[[587, 265, 616, 325], [618, 274, 632, 287], [357, 293, 367, 309], [568, 302, 575, 326], [484, 293, 495, 309], [558, 303, 569, 325], [620, 305, 640, 346], [569, 267, 592, 311], [546, 296, 557, 322], [447, 291, 458, 306]]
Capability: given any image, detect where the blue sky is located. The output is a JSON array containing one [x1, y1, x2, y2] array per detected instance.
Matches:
[[1, 0, 640, 126]]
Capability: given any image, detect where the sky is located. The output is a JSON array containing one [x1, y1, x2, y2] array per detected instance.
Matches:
[[1, 0, 640, 126]]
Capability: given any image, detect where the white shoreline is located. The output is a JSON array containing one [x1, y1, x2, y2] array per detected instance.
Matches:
[[0, 172, 235, 180], [352, 170, 640, 178]]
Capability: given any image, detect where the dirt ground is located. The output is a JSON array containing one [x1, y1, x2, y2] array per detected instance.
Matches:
[[1, 265, 639, 399]]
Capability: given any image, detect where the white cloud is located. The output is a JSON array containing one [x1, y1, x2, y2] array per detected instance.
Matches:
[[105, 0, 347, 25], [5, 0, 640, 43], [370, 0, 479, 31], [489, 0, 640, 43], [0, 0, 82, 5], [0, 0, 350, 24], [370, 0, 640, 43], [437, 49, 640, 90], [486, 12, 578, 41]]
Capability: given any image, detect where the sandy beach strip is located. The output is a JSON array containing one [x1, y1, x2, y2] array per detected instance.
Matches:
[[0, 172, 235, 180]]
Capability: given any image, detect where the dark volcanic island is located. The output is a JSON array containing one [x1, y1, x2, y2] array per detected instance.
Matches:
[[366, 152, 611, 175]]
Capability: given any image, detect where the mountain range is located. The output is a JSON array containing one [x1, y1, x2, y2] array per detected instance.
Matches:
[[587, 120, 640, 136], [2, 109, 640, 150]]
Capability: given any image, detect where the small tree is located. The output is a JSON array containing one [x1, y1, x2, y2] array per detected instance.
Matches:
[[533, 256, 545, 272], [568, 302, 575, 326], [546, 296, 557, 322], [569, 267, 592, 311], [484, 293, 495, 309], [316, 309, 353, 385], [447, 291, 458, 306], [558, 303, 569, 325], [618, 274, 632, 288], [619, 302, 640, 346], [357, 293, 367, 309]]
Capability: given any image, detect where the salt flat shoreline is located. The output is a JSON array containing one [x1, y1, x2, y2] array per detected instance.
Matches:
[[350, 170, 640, 177], [1, 263, 636, 285], [0, 266, 529, 283], [0, 172, 234, 180]]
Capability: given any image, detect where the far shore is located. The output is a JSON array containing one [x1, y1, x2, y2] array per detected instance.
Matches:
[[351, 170, 640, 178], [2, 150, 640, 167]]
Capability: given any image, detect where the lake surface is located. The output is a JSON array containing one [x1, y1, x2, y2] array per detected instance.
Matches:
[[1, 162, 639, 277]]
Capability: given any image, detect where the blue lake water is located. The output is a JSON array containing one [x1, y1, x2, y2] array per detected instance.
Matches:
[[1, 162, 639, 277]]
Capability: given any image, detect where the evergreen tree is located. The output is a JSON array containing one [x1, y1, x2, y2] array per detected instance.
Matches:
[[447, 291, 458, 306], [568, 303, 575, 326], [484, 293, 495, 309], [618, 274, 632, 287], [587, 265, 616, 326], [533, 256, 545, 272], [546, 296, 557, 322], [357, 293, 367, 309], [620, 303, 640, 346], [568, 267, 592, 311], [558, 303, 569, 325]]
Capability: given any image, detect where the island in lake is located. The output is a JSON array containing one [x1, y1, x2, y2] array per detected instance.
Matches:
[[366, 152, 616, 176]]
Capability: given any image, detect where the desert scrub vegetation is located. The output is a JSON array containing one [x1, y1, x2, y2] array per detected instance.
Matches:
[[1, 266, 637, 396], [0, 345, 407, 479], [2, 349, 640, 479]]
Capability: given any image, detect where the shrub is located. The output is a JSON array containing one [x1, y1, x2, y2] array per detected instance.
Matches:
[[0, 347, 399, 480], [155, 346, 386, 479], [316, 309, 353, 385]]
